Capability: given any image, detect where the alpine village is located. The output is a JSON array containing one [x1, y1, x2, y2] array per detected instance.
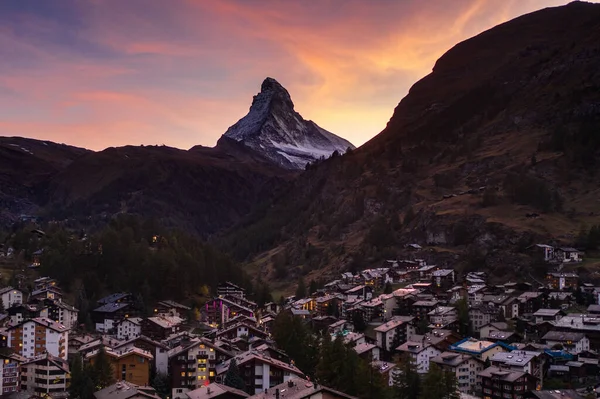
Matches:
[[2, 2, 600, 399]]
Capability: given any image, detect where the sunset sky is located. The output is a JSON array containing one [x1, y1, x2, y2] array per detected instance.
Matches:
[[0, 0, 583, 151]]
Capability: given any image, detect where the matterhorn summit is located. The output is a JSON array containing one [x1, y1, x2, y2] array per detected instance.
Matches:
[[222, 77, 355, 169]]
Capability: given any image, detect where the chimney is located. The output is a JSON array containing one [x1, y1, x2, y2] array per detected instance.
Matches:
[[275, 388, 280, 399], [207, 387, 211, 394]]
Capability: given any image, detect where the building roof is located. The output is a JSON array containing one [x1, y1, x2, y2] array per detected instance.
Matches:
[[86, 346, 154, 361], [484, 330, 516, 341], [491, 350, 537, 366], [116, 317, 143, 326], [8, 317, 68, 333], [93, 302, 130, 313], [0, 286, 20, 295], [97, 292, 131, 305], [217, 350, 303, 377], [432, 269, 453, 277], [146, 315, 183, 329], [186, 383, 249, 399], [428, 306, 456, 316], [542, 331, 587, 342], [157, 300, 191, 311], [374, 316, 414, 333], [431, 351, 481, 367], [527, 390, 585, 399], [94, 381, 162, 399], [478, 366, 528, 382], [413, 300, 439, 307], [587, 304, 600, 313], [397, 340, 433, 354], [553, 314, 600, 332], [248, 378, 357, 399], [353, 343, 377, 355], [533, 309, 563, 317], [547, 272, 578, 278], [23, 352, 70, 373], [450, 338, 501, 355]]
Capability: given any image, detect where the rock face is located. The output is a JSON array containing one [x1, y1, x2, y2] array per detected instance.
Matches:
[[222, 77, 355, 169]]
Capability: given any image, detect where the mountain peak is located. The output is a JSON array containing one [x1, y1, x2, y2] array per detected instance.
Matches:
[[222, 78, 355, 169]]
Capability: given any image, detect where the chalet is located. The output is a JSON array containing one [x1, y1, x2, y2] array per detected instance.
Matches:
[[518, 292, 545, 314], [353, 342, 380, 361], [360, 296, 384, 322], [412, 300, 439, 322], [555, 247, 583, 263], [205, 297, 255, 326], [155, 300, 191, 318], [533, 308, 565, 324], [7, 317, 69, 360], [315, 295, 341, 317], [86, 346, 153, 386], [479, 367, 538, 399], [467, 285, 487, 307], [311, 315, 338, 332], [479, 321, 508, 338], [116, 317, 143, 340], [327, 319, 350, 335], [41, 298, 79, 329], [490, 350, 545, 378], [186, 383, 248, 399], [0, 287, 23, 309], [141, 315, 184, 341], [113, 335, 170, 375], [92, 302, 133, 332], [431, 352, 484, 394], [469, 305, 500, 333], [217, 282, 245, 298], [542, 331, 590, 354], [344, 285, 373, 302], [97, 292, 134, 305], [431, 269, 455, 291], [532, 244, 555, 262], [7, 303, 47, 325], [29, 286, 63, 301], [427, 306, 457, 329], [418, 265, 438, 281], [215, 351, 304, 396], [215, 322, 269, 341], [546, 272, 578, 291], [393, 288, 420, 316]]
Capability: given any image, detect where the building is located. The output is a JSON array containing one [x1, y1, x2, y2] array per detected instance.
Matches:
[[430, 351, 484, 394], [479, 366, 537, 399], [469, 306, 500, 333], [116, 317, 143, 340], [186, 383, 249, 399], [546, 273, 578, 291], [94, 381, 162, 399], [542, 331, 590, 354], [248, 378, 357, 399], [432, 269, 455, 291], [0, 352, 25, 395], [428, 306, 458, 328], [533, 309, 565, 324], [113, 335, 170, 375], [412, 300, 439, 321], [21, 353, 71, 398], [217, 282, 245, 298], [0, 287, 23, 309], [7, 317, 69, 360], [155, 300, 191, 319], [44, 299, 79, 330], [169, 338, 234, 399], [205, 297, 255, 327], [141, 316, 183, 341], [397, 338, 442, 373], [374, 316, 415, 352], [86, 346, 153, 386], [449, 338, 506, 361], [92, 302, 133, 333], [215, 322, 269, 341], [215, 351, 304, 395], [353, 343, 380, 361], [554, 248, 582, 263]]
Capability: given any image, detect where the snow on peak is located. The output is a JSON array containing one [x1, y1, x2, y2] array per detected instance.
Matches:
[[222, 78, 355, 169]]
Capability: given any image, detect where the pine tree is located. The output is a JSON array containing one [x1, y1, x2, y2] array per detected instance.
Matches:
[[384, 282, 393, 294], [151, 373, 171, 399], [309, 279, 318, 295], [392, 355, 420, 399], [69, 354, 84, 399], [443, 370, 460, 399], [91, 347, 115, 390], [224, 359, 246, 391], [456, 298, 471, 336], [419, 364, 445, 399]]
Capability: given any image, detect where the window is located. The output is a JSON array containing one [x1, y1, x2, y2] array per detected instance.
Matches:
[[180, 372, 185, 377]]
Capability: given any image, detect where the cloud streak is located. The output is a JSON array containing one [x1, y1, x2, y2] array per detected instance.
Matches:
[[0, 0, 581, 150]]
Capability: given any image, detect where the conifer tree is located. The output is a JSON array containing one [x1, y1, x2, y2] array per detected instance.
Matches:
[[295, 277, 307, 299], [418, 364, 445, 399], [224, 359, 246, 391], [392, 355, 420, 399], [443, 370, 460, 399], [92, 347, 115, 390]]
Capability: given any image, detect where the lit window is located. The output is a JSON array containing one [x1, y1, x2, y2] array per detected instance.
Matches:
[[180, 372, 185, 377], [209, 371, 215, 377]]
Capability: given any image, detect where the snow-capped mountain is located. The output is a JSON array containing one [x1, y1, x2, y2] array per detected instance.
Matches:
[[222, 77, 355, 169]]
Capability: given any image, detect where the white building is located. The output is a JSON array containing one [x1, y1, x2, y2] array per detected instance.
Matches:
[[431, 351, 484, 394], [0, 353, 24, 395], [115, 317, 143, 340], [397, 338, 441, 373], [7, 317, 69, 360], [0, 287, 23, 309], [374, 316, 415, 352], [428, 306, 458, 328], [542, 331, 590, 354]]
